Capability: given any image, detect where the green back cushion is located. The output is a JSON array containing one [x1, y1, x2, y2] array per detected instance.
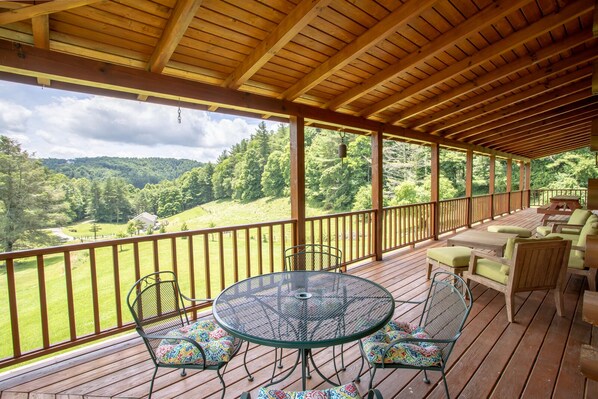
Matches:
[[569, 209, 593, 225], [576, 216, 598, 257]]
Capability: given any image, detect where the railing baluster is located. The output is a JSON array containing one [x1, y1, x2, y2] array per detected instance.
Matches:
[[233, 230, 239, 281], [111, 245, 122, 328], [36, 255, 50, 349], [133, 242, 141, 282], [6, 259, 21, 358], [219, 231, 225, 291], [64, 251, 76, 339], [203, 234, 211, 298], [152, 240, 159, 272], [171, 237, 178, 277], [280, 225, 285, 271], [88, 249, 100, 335], [187, 236, 196, 318], [268, 225, 274, 274], [245, 229, 251, 277], [257, 227, 263, 276]]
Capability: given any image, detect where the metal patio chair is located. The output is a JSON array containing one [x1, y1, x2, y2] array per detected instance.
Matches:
[[127, 271, 244, 399], [359, 271, 473, 399]]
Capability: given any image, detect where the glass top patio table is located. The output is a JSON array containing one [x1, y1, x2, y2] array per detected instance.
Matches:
[[213, 271, 395, 389]]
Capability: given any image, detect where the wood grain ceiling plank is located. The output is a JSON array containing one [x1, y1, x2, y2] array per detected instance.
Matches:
[[594, 0, 598, 36], [467, 90, 594, 145], [440, 65, 593, 137], [357, 1, 592, 121], [481, 109, 598, 149], [496, 126, 591, 156], [403, 44, 597, 129], [0, 0, 102, 26], [593, 60, 598, 94], [280, 0, 439, 101], [224, 0, 332, 89], [327, 0, 530, 112], [146, 0, 203, 74]]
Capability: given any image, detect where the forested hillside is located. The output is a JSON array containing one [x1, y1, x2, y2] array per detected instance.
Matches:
[[42, 157, 202, 188]]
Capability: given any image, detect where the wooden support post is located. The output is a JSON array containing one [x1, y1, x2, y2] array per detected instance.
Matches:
[[506, 158, 512, 213], [372, 129, 383, 260], [489, 155, 496, 219], [519, 161, 525, 208], [525, 162, 532, 207], [431, 144, 440, 240], [465, 149, 473, 227], [290, 115, 305, 248]]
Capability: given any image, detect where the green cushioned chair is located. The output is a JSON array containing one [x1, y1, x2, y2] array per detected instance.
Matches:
[[487, 225, 532, 238], [426, 246, 472, 279], [536, 209, 594, 237], [546, 216, 598, 291], [464, 238, 571, 322]]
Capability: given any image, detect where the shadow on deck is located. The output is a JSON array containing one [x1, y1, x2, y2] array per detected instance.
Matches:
[[0, 208, 595, 398]]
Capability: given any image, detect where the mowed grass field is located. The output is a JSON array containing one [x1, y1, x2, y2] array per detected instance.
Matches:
[[0, 198, 328, 361]]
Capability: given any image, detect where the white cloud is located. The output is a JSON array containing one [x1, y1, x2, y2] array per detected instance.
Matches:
[[0, 81, 279, 162]]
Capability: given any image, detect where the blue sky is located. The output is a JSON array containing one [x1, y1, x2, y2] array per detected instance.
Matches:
[[0, 80, 278, 162]]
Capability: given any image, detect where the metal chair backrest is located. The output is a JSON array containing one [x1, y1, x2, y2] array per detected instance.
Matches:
[[284, 243, 342, 272], [126, 271, 189, 354], [419, 271, 472, 362]]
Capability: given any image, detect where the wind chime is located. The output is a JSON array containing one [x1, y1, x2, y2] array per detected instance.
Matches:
[[338, 129, 347, 160]]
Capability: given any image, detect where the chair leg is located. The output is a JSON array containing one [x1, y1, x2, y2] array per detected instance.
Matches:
[[423, 369, 430, 384], [505, 293, 515, 323], [426, 260, 433, 279], [588, 269, 598, 292], [354, 353, 364, 383], [554, 287, 564, 317], [148, 366, 158, 399], [217, 367, 227, 399], [243, 340, 254, 381], [441, 370, 451, 399], [367, 365, 378, 391], [180, 367, 186, 377]]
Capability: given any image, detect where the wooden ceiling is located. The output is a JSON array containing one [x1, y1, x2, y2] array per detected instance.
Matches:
[[0, 0, 596, 160]]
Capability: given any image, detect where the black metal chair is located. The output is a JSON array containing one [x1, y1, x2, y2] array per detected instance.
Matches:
[[284, 243, 343, 273], [126, 271, 243, 399], [358, 271, 473, 399]]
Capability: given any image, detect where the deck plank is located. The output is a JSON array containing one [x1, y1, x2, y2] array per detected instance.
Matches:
[[0, 209, 595, 399]]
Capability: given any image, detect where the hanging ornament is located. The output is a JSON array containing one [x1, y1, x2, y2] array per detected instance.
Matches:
[[338, 130, 347, 159]]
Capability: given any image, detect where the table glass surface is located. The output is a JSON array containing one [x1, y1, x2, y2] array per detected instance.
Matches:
[[213, 271, 395, 349]]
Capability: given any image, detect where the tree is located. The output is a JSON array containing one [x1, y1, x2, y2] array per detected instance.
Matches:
[[89, 222, 101, 240], [0, 136, 66, 252], [262, 150, 287, 197]]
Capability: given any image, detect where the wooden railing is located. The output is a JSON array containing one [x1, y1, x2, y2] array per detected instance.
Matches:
[[382, 202, 434, 252], [530, 188, 588, 207], [0, 220, 295, 367], [306, 210, 375, 265], [0, 190, 536, 368]]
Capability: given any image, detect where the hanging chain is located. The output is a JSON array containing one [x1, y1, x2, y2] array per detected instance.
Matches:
[[177, 98, 182, 124]]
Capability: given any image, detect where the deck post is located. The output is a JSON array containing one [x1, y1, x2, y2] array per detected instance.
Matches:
[[506, 158, 512, 213], [431, 143, 440, 240], [372, 129, 383, 260], [290, 115, 305, 248], [519, 161, 525, 209], [525, 162, 532, 208], [489, 155, 496, 219], [466, 149, 473, 227]]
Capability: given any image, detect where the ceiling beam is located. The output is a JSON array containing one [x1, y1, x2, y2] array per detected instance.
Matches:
[[0, 39, 529, 162], [477, 99, 598, 144], [280, 0, 439, 101], [593, 60, 598, 95], [463, 89, 593, 143], [404, 46, 598, 129], [499, 127, 591, 157], [441, 68, 593, 138], [502, 124, 592, 151], [594, 0, 598, 36], [0, 0, 102, 25], [327, 0, 591, 116], [224, 0, 331, 90], [345, 0, 564, 116], [32, 14, 50, 86]]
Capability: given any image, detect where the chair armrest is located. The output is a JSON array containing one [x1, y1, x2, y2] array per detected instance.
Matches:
[[468, 250, 508, 275], [180, 292, 214, 304], [552, 223, 583, 233], [572, 245, 585, 253]]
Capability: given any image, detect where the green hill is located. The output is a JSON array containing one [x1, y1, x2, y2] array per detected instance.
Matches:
[[42, 157, 203, 188]]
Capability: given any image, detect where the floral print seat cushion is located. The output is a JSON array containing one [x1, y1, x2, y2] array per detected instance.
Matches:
[[155, 319, 236, 366], [257, 382, 360, 399], [361, 320, 442, 367]]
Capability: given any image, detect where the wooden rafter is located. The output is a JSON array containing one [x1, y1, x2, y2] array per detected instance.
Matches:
[[280, 0, 439, 101], [224, 0, 332, 90], [440, 67, 593, 138], [593, 60, 598, 95], [32, 14, 50, 86], [500, 127, 591, 157], [461, 89, 593, 143], [330, 0, 533, 113], [594, 0, 598, 36], [360, 1, 594, 119], [0, 0, 101, 25], [404, 47, 598, 129]]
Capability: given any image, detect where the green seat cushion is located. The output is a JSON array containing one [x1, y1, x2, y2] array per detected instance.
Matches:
[[504, 236, 562, 260], [427, 246, 472, 268], [568, 252, 585, 270], [569, 209, 593, 225], [536, 225, 552, 237], [475, 258, 508, 285], [488, 225, 532, 238]]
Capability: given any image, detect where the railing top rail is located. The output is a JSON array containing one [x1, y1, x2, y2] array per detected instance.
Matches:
[[383, 201, 434, 211], [306, 209, 374, 221], [0, 219, 295, 261]]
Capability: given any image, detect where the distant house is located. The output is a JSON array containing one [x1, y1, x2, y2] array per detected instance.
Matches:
[[132, 212, 158, 230]]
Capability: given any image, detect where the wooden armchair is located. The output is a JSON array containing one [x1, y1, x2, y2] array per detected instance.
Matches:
[[464, 239, 571, 323]]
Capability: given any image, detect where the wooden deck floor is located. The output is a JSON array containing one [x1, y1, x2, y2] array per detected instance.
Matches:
[[0, 208, 595, 399]]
